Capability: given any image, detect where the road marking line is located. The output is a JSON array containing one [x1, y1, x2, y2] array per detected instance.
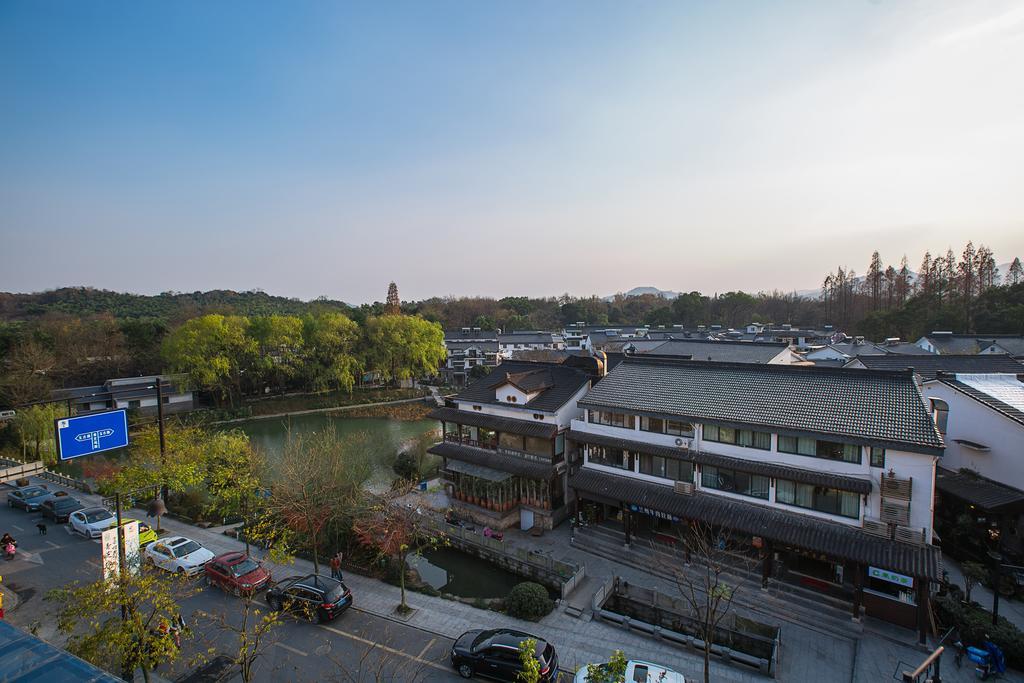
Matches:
[[417, 638, 436, 660], [318, 624, 449, 672], [11, 525, 23, 531], [46, 541, 60, 549], [273, 642, 308, 657]]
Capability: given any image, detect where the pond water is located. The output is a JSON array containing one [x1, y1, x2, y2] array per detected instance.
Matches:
[[234, 413, 439, 486], [407, 547, 525, 599]]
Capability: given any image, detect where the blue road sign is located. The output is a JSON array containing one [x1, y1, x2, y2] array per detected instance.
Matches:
[[55, 410, 129, 461]]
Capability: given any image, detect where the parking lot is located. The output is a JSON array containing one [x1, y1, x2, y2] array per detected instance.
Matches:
[[0, 484, 464, 682]]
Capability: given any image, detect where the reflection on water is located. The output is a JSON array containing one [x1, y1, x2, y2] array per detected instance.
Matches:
[[234, 414, 437, 485], [407, 547, 524, 599]]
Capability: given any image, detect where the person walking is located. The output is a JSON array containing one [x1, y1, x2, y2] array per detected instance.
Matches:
[[329, 552, 343, 581]]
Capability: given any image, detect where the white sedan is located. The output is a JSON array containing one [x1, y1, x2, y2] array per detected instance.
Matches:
[[574, 660, 686, 683], [144, 536, 215, 576], [68, 507, 116, 538]]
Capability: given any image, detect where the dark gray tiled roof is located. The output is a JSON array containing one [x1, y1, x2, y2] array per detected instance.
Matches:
[[645, 339, 790, 364], [570, 468, 941, 579], [578, 357, 944, 454], [940, 378, 1024, 427], [567, 430, 872, 494], [428, 442, 556, 480], [850, 354, 1024, 379], [498, 332, 561, 345], [444, 329, 498, 341], [984, 338, 1024, 356], [428, 407, 557, 439], [445, 341, 499, 352], [935, 467, 1024, 512], [454, 361, 590, 413], [921, 335, 1024, 355]]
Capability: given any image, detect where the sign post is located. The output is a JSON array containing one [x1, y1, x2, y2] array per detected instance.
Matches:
[[54, 410, 129, 461]]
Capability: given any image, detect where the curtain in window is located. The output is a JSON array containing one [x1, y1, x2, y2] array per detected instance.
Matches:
[[842, 444, 861, 463], [704, 424, 719, 441], [798, 437, 816, 456], [795, 482, 814, 507], [776, 479, 795, 504], [840, 491, 860, 518]]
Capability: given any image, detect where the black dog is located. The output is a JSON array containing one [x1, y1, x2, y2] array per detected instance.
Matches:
[[36, 522, 47, 535]]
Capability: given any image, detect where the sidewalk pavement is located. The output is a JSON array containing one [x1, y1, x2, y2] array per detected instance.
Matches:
[[944, 554, 1024, 631]]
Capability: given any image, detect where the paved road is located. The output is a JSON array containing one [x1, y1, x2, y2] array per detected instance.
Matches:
[[0, 491, 462, 682]]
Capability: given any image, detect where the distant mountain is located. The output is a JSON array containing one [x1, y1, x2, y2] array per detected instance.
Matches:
[[603, 287, 680, 302]]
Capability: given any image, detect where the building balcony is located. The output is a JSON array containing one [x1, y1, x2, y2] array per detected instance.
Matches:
[[444, 432, 497, 450]]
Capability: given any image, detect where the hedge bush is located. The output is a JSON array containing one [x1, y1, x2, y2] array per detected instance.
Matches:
[[506, 582, 554, 621], [934, 593, 1024, 669]]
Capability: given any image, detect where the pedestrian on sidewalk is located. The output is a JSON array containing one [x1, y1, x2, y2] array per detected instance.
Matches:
[[330, 552, 343, 581]]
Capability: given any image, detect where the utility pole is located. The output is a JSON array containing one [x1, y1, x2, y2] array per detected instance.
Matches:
[[156, 378, 168, 522]]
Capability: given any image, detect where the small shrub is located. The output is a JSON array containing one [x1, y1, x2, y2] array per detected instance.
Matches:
[[505, 582, 553, 621], [392, 450, 418, 481], [934, 593, 1024, 669]]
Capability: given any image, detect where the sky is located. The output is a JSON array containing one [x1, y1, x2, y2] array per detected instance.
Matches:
[[1, 1, 1023, 304]]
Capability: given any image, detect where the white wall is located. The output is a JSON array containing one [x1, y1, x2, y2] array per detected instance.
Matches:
[[571, 416, 937, 538], [456, 382, 589, 430], [921, 381, 1024, 486]]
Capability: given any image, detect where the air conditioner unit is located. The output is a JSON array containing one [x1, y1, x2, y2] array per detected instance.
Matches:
[[674, 481, 695, 495], [674, 438, 692, 449]]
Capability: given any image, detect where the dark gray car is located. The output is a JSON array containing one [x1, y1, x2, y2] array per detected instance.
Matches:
[[7, 486, 57, 512], [41, 496, 84, 523]]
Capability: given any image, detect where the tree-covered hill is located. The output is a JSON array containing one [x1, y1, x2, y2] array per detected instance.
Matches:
[[0, 287, 353, 322]]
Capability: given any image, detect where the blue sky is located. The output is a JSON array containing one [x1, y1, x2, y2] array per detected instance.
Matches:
[[2, 1, 1022, 303]]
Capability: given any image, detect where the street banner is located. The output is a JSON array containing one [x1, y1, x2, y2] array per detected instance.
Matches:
[[123, 521, 141, 575], [55, 409, 129, 460], [101, 527, 119, 581]]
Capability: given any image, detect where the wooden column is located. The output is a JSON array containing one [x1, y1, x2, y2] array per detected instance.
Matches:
[[916, 581, 928, 645], [761, 542, 773, 590], [623, 505, 632, 547], [852, 563, 863, 622]]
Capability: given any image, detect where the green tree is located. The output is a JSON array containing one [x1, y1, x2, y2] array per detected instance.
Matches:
[[352, 486, 446, 613], [257, 425, 375, 574], [301, 312, 360, 393], [962, 561, 988, 603], [48, 571, 195, 682], [106, 424, 251, 496], [162, 314, 256, 406], [584, 649, 628, 683], [516, 638, 542, 683], [12, 402, 64, 463], [362, 315, 445, 386], [247, 315, 304, 393], [198, 594, 281, 683]]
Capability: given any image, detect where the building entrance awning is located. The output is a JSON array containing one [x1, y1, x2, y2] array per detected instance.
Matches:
[[936, 467, 1024, 513], [444, 459, 514, 483], [570, 468, 942, 580]]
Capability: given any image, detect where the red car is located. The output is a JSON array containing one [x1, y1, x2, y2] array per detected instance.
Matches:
[[204, 552, 272, 596]]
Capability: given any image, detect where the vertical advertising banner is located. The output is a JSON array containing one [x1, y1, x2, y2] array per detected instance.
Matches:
[[101, 527, 120, 581], [123, 521, 141, 575]]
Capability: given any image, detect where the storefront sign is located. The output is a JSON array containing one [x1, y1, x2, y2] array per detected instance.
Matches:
[[868, 566, 914, 588], [628, 504, 679, 522]]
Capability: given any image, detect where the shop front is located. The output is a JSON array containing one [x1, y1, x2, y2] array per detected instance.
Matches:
[[569, 467, 941, 641]]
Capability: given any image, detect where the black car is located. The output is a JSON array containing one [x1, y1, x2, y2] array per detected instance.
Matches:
[[41, 496, 84, 523], [450, 628, 558, 681], [266, 574, 351, 623]]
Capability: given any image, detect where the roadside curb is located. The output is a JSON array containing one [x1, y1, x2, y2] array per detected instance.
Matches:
[[0, 582, 19, 614]]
